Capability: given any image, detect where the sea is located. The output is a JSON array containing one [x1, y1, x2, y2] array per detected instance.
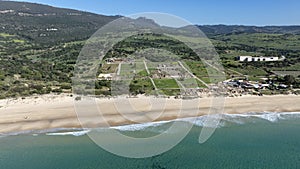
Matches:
[[1, 112, 300, 169]]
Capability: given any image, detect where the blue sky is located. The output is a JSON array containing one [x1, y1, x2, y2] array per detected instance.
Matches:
[[13, 0, 300, 26]]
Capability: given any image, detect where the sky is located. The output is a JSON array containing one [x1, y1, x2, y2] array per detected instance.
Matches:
[[13, 0, 300, 26]]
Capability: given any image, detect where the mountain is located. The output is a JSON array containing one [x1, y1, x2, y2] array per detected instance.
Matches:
[[1, 1, 300, 45], [197, 25, 300, 35], [0, 1, 120, 45], [1, 1, 300, 99]]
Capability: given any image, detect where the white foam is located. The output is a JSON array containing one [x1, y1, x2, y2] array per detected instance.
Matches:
[[110, 121, 169, 131], [108, 112, 300, 131], [253, 113, 282, 122], [174, 112, 300, 127], [279, 112, 300, 117], [46, 130, 90, 136], [178, 115, 225, 128]]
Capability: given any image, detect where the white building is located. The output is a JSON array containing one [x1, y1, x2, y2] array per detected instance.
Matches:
[[237, 56, 279, 62], [98, 73, 113, 80]]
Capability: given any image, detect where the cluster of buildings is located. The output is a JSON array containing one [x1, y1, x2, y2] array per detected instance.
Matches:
[[236, 56, 284, 62], [224, 80, 288, 90], [224, 80, 268, 89]]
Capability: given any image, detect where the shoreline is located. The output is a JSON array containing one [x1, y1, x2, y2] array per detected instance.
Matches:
[[1, 111, 300, 137], [1, 94, 300, 134]]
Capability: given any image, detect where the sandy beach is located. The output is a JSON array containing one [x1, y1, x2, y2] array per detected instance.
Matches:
[[0, 94, 300, 134]]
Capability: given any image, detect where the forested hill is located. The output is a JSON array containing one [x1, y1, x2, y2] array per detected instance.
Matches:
[[197, 25, 300, 35], [1, 1, 300, 45], [0, 1, 120, 45], [1, 1, 300, 99]]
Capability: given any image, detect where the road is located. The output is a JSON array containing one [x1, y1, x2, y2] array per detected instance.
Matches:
[[143, 60, 158, 91], [178, 61, 209, 88]]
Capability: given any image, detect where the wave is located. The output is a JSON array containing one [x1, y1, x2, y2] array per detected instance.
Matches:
[[0, 128, 89, 137], [182, 112, 300, 127], [104, 112, 300, 131], [110, 120, 170, 131], [46, 129, 91, 136]]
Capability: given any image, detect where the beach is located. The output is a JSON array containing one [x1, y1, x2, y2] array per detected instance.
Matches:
[[1, 94, 300, 169], [0, 94, 300, 134]]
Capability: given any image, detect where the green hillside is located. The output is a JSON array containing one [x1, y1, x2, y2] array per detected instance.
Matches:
[[1, 1, 300, 98]]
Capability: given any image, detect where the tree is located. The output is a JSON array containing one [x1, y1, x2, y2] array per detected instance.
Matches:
[[284, 75, 295, 85]]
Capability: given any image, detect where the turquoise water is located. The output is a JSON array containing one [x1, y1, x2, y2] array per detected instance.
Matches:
[[1, 113, 300, 169]]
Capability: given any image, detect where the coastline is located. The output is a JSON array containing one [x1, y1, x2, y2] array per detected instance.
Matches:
[[1, 94, 300, 134]]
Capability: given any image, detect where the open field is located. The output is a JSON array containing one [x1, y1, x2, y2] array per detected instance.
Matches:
[[153, 79, 179, 89]]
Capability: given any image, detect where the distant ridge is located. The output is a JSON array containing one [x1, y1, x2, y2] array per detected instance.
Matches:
[[197, 25, 300, 35], [0, 1, 300, 45]]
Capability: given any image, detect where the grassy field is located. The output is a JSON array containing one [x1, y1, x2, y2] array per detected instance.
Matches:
[[134, 62, 146, 70], [153, 79, 179, 89], [183, 60, 208, 77], [119, 63, 135, 76], [177, 78, 199, 88], [129, 78, 154, 95], [231, 66, 268, 77], [136, 70, 148, 78]]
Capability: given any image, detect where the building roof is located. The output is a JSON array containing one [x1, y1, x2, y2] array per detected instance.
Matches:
[[98, 74, 112, 78]]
